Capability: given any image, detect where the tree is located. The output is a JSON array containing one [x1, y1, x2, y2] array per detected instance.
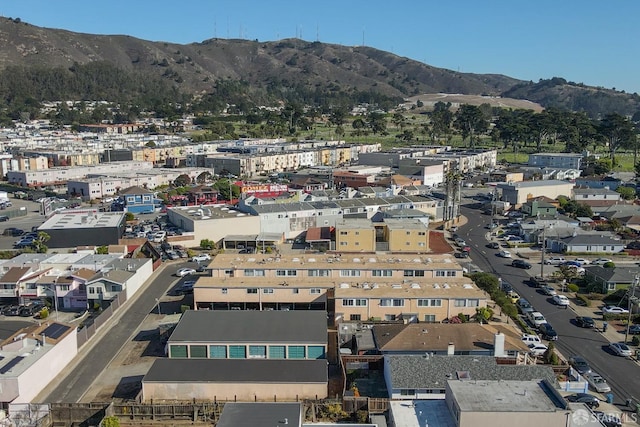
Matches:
[[542, 342, 559, 365], [470, 272, 500, 294], [200, 239, 215, 250], [597, 113, 636, 163], [96, 245, 109, 254], [430, 101, 453, 142], [33, 232, 50, 253], [125, 212, 135, 221], [475, 306, 494, 323], [366, 111, 387, 135], [174, 174, 191, 187], [617, 186, 636, 200], [454, 104, 488, 148]]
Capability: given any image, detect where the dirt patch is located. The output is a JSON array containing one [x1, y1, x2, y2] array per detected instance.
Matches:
[[429, 231, 453, 254]]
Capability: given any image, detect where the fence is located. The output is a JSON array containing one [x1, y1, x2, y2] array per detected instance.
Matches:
[[76, 292, 128, 348]]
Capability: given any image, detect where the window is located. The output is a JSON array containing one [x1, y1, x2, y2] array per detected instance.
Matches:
[[269, 345, 286, 359], [247, 288, 258, 294], [292, 288, 299, 294], [221, 288, 228, 294], [380, 298, 404, 307], [340, 231, 348, 235], [418, 299, 442, 307], [169, 345, 187, 358], [244, 269, 265, 277], [454, 299, 466, 307], [288, 346, 306, 359], [424, 314, 436, 323], [400, 389, 416, 396], [263, 288, 274, 294], [436, 270, 457, 277], [308, 346, 326, 359], [229, 345, 246, 359], [276, 269, 297, 277], [342, 299, 367, 306], [340, 242, 347, 246], [418, 231, 426, 236], [372, 269, 392, 277], [308, 269, 330, 277], [310, 288, 321, 294], [467, 299, 479, 307], [209, 345, 227, 358], [340, 269, 361, 277], [190, 345, 207, 358], [403, 270, 425, 277], [249, 345, 267, 359], [350, 314, 361, 321], [384, 314, 396, 321], [355, 231, 360, 235]]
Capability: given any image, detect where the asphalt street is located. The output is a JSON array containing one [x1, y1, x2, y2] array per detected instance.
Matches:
[[459, 199, 640, 405], [38, 260, 194, 403]]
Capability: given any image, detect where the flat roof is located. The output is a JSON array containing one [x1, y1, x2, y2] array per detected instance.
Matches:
[[389, 400, 455, 427], [40, 211, 125, 230], [169, 205, 255, 221], [383, 218, 427, 230], [448, 379, 563, 412], [169, 310, 327, 344], [143, 359, 327, 383], [218, 403, 302, 427], [498, 180, 574, 189]]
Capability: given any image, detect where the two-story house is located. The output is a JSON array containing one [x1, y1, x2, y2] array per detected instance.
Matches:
[[119, 186, 155, 214]]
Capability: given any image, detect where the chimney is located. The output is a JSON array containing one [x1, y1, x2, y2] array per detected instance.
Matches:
[[493, 332, 505, 357], [447, 342, 455, 356], [41, 333, 46, 347]]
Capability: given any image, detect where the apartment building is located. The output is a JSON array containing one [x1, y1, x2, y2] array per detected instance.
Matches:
[[335, 218, 430, 253], [528, 152, 583, 170], [194, 254, 485, 323]]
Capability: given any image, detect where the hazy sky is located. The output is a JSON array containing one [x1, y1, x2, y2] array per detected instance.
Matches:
[[2, 0, 639, 94]]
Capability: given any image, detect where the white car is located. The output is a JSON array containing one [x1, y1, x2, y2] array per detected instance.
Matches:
[[584, 372, 611, 393], [552, 295, 570, 306], [528, 343, 548, 356], [521, 334, 542, 345], [573, 258, 590, 265], [591, 258, 612, 265], [540, 286, 557, 296], [544, 257, 565, 265], [609, 342, 632, 357], [191, 254, 212, 263], [176, 268, 196, 277], [602, 306, 629, 315], [498, 250, 511, 258]]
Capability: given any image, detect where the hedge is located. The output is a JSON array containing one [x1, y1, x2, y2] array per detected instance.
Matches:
[[575, 294, 591, 307]]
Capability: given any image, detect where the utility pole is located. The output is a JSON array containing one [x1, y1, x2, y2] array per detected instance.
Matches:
[[624, 276, 638, 344], [540, 225, 547, 279]]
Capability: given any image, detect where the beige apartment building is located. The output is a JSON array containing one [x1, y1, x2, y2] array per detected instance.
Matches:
[[195, 254, 485, 323], [335, 218, 430, 253]]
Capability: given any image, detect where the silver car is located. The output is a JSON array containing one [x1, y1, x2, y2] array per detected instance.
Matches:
[[584, 372, 611, 393]]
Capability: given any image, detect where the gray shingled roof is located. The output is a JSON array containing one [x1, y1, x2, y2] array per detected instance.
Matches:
[[217, 403, 302, 427], [169, 310, 327, 344], [143, 359, 328, 383], [386, 355, 557, 389]]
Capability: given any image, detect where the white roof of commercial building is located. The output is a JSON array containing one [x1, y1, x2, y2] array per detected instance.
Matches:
[[498, 180, 574, 189], [389, 400, 455, 427], [40, 211, 125, 230]]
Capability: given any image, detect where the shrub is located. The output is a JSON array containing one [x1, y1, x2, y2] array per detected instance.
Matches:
[[180, 305, 190, 313], [632, 335, 640, 346], [603, 262, 616, 268], [575, 294, 591, 307], [102, 417, 120, 427], [39, 307, 49, 319], [567, 283, 579, 292]]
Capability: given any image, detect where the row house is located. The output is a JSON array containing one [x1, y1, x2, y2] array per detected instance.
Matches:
[[67, 177, 126, 199], [194, 254, 483, 323]]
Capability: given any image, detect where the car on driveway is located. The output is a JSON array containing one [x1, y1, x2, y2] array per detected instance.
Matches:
[[552, 294, 570, 306], [628, 324, 640, 334], [602, 306, 629, 315], [609, 342, 632, 357], [584, 372, 611, 393], [569, 355, 592, 374], [191, 254, 212, 263], [521, 334, 542, 345], [566, 393, 600, 409], [592, 411, 622, 427], [528, 343, 548, 356], [591, 258, 612, 265], [540, 285, 557, 296], [511, 259, 532, 269], [498, 250, 511, 258], [575, 316, 595, 328], [176, 268, 196, 277]]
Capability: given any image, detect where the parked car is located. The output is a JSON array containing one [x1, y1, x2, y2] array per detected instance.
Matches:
[[552, 295, 570, 306], [566, 393, 600, 409], [591, 258, 612, 265], [602, 306, 629, 315], [179, 280, 196, 294], [628, 324, 640, 334], [568, 355, 592, 374], [498, 250, 511, 258], [563, 260, 582, 268], [166, 250, 180, 260], [573, 258, 590, 265], [487, 242, 500, 249], [528, 343, 548, 357], [592, 411, 622, 427], [454, 238, 467, 247], [2, 305, 20, 316], [538, 323, 558, 341], [584, 372, 611, 393], [575, 316, 595, 328], [527, 311, 547, 328], [609, 342, 633, 357], [544, 257, 565, 265], [191, 254, 212, 263], [540, 286, 557, 296], [511, 259, 532, 269], [176, 268, 196, 277], [2, 228, 24, 236], [521, 334, 542, 345]]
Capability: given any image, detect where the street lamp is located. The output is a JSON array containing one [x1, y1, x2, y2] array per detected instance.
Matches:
[[155, 298, 161, 315]]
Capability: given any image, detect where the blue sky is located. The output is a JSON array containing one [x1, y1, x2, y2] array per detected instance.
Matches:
[[2, 1, 639, 94]]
